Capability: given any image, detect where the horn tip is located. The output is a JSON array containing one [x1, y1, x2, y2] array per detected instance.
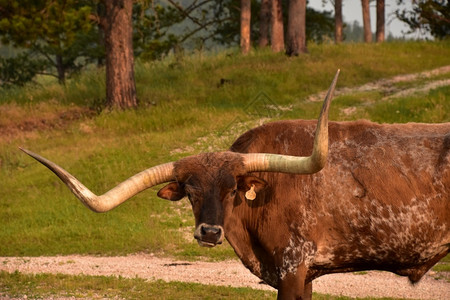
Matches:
[[19, 147, 30, 155], [334, 69, 341, 79], [19, 147, 37, 158]]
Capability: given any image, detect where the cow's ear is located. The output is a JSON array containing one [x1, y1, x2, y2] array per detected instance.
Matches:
[[237, 176, 267, 199], [157, 182, 186, 201]]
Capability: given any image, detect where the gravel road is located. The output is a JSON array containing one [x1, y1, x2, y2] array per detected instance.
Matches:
[[1, 254, 449, 299]]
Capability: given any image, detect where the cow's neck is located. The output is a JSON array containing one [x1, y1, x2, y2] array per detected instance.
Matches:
[[223, 198, 283, 288]]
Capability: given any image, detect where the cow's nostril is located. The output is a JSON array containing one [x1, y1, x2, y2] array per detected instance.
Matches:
[[202, 225, 220, 235]]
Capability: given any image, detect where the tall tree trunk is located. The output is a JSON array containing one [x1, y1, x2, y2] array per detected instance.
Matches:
[[103, 0, 137, 109], [334, 0, 343, 43], [97, 23, 105, 67], [376, 0, 385, 42], [258, 0, 270, 48], [361, 0, 372, 43], [271, 0, 284, 52], [55, 54, 65, 84], [286, 0, 307, 56], [240, 0, 251, 55]]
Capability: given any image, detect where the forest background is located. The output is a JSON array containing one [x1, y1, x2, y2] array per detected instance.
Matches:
[[0, 0, 448, 109]]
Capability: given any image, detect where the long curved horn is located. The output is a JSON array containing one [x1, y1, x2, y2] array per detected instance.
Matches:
[[242, 69, 340, 174], [20, 148, 175, 212]]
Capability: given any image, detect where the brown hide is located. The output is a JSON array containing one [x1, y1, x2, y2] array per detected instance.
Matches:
[[228, 119, 450, 287]]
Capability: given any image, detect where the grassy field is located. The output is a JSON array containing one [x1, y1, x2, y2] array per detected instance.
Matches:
[[0, 271, 277, 299], [0, 41, 449, 297], [1, 41, 450, 258], [0, 271, 411, 300]]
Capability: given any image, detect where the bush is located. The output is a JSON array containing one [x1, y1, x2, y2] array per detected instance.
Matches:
[[0, 53, 48, 87]]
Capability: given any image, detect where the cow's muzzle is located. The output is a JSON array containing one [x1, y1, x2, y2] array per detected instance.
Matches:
[[194, 223, 224, 248]]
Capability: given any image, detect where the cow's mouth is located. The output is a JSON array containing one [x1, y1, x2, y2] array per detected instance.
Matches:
[[197, 240, 222, 248]]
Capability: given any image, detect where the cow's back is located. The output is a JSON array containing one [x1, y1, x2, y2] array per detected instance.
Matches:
[[231, 119, 449, 208], [231, 119, 450, 282]]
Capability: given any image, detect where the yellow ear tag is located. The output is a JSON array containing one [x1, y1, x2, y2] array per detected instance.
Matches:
[[245, 184, 256, 201]]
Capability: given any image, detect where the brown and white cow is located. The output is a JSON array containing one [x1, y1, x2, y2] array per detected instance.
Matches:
[[22, 71, 449, 299]]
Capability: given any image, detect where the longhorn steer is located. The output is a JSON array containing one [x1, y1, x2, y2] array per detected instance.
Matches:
[[22, 71, 449, 300]]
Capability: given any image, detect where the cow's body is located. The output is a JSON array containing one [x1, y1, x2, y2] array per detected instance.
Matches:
[[22, 72, 450, 299], [227, 119, 450, 294]]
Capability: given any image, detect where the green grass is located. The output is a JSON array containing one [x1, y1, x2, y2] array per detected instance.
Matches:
[[432, 263, 450, 272], [1, 41, 450, 260], [441, 255, 450, 263], [366, 85, 449, 123], [327, 85, 450, 122], [432, 255, 450, 273], [0, 271, 277, 299], [0, 271, 409, 300]]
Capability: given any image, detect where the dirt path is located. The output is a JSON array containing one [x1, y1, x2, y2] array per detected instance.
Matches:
[[1, 254, 449, 299], [306, 65, 450, 103]]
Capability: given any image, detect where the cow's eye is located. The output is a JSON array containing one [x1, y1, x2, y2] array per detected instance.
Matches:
[[230, 189, 237, 197]]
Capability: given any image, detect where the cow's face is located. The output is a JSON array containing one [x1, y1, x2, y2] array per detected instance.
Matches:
[[157, 152, 267, 247]]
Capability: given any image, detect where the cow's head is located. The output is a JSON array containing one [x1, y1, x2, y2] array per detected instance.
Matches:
[[156, 152, 267, 247], [20, 70, 339, 248]]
